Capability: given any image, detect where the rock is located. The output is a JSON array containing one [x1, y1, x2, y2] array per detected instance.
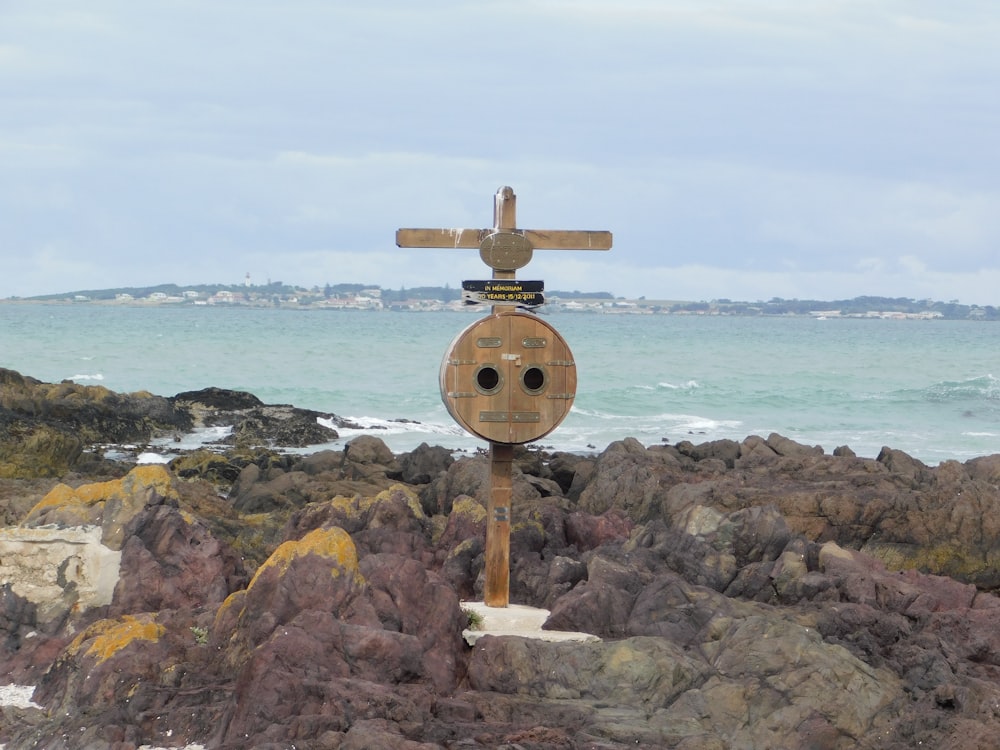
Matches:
[[344, 434, 398, 469], [169, 447, 246, 484], [564, 508, 633, 551], [766, 431, 824, 456], [110, 503, 247, 615], [34, 612, 173, 714], [576, 437, 674, 520], [0, 584, 37, 656], [224, 405, 339, 448], [966, 453, 1000, 484], [437, 495, 487, 548], [231, 468, 311, 513], [877, 445, 931, 484], [737, 434, 779, 466], [298, 448, 344, 475], [572, 436, 1000, 591], [420, 454, 541, 517], [545, 451, 589, 494], [2, 465, 187, 631], [0, 422, 83, 479], [11, 370, 1000, 748], [0, 477, 57, 526], [172, 386, 344, 448], [675, 438, 741, 468], [545, 555, 650, 638], [467, 634, 711, 713], [359, 553, 465, 692], [22, 463, 179, 549], [398, 442, 455, 484], [209, 527, 465, 746], [464, 622, 899, 749], [218, 526, 375, 652], [171, 386, 265, 411], [0, 368, 192, 478]]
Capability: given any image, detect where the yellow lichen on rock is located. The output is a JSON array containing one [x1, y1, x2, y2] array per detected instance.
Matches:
[[26, 464, 178, 519], [328, 494, 361, 515], [24, 483, 87, 516], [66, 614, 165, 664], [374, 484, 426, 519], [451, 496, 487, 523], [119, 464, 178, 499], [248, 527, 364, 589], [215, 590, 245, 621], [332, 484, 425, 520]]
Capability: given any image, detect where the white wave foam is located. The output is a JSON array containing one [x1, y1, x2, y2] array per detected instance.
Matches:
[[321, 415, 464, 437], [68, 373, 104, 382], [149, 425, 232, 451], [658, 380, 700, 390], [677, 416, 742, 431], [311, 416, 477, 455], [136, 452, 171, 464], [567, 408, 741, 431]]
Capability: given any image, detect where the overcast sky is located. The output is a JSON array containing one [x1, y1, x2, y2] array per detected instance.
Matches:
[[3, 1, 999, 303]]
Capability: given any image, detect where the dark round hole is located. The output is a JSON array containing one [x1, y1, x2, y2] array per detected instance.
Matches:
[[476, 366, 501, 392], [522, 366, 545, 393]]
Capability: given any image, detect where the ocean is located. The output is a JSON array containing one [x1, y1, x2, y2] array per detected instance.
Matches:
[[1, 303, 998, 465]]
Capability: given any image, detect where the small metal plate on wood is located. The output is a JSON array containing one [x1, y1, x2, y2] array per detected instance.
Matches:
[[477, 337, 502, 348], [522, 337, 547, 348], [479, 232, 534, 271], [494, 506, 509, 523], [512, 412, 540, 422], [479, 411, 509, 422]]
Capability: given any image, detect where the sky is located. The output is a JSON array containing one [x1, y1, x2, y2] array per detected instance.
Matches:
[[2, 1, 999, 304]]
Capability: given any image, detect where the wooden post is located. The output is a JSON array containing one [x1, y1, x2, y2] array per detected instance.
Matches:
[[485, 442, 513, 606], [396, 187, 611, 608]]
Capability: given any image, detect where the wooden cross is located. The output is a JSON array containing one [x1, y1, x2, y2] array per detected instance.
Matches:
[[397, 186, 612, 607], [396, 185, 612, 285]]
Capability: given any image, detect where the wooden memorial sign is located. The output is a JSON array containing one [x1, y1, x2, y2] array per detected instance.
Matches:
[[461, 280, 544, 307], [397, 186, 611, 607]]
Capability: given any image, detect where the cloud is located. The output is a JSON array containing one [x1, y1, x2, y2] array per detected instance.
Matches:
[[1, 1, 998, 305]]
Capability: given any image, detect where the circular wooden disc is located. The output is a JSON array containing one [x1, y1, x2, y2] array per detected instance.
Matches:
[[440, 311, 576, 444], [479, 232, 534, 271]]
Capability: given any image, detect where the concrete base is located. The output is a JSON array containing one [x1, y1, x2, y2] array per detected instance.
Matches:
[[0, 525, 121, 611], [461, 601, 600, 645]]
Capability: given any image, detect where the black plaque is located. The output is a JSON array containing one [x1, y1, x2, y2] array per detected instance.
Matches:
[[462, 280, 544, 306]]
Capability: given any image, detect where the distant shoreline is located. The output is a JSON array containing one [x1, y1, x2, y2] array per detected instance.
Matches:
[[1, 295, 996, 320]]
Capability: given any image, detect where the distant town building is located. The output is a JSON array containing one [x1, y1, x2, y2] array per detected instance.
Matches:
[[209, 290, 243, 305]]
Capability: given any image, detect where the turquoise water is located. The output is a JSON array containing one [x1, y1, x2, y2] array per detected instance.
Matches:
[[2, 304, 998, 463]]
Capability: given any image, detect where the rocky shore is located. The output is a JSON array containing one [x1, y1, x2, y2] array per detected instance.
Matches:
[[3, 366, 1000, 749]]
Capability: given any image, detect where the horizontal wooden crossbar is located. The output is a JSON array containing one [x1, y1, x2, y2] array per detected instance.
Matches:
[[396, 228, 612, 251]]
